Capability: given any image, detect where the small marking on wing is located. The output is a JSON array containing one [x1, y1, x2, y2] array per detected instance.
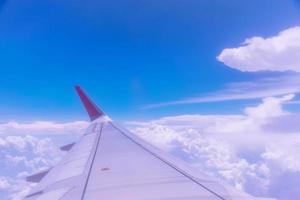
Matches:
[[100, 167, 110, 171]]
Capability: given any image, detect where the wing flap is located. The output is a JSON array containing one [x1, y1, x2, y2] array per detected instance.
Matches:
[[60, 142, 76, 151], [26, 169, 51, 183]]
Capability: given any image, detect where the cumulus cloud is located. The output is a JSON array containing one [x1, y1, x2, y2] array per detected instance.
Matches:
[[0, 135, 64, 200], [217, 26, 300, 72], [1, 95, 298, 200], [0, 119, 91, 199], [128, 94, 300, 200], [145, 26, 300, 109]]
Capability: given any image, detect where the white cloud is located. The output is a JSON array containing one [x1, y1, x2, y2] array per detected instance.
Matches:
[[0, 120, 89, 135], [0, 178, 10, 189], [0, 119, 90, 199], [209, 94, 294, 135], [128, 94, 300, 200], [245, 94, 293, 118], [1, 95, 298, 200], [145, 26, 300, 109], [0, 135, 64, 200], [144, 75, 300, 108], [217, 26, 300, 72]]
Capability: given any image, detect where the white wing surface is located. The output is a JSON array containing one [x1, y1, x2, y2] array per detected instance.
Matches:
[[24, 86, 260, 200]]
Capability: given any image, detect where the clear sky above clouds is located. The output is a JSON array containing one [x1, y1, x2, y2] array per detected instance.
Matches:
[[1, 1, 300, 200], [0, 0, 300, 121]]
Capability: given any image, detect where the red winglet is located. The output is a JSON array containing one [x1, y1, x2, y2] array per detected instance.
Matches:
[[75, 86, 104, 121]]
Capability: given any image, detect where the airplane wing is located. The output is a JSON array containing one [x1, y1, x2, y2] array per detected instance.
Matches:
[[23, 86, 260, 200]]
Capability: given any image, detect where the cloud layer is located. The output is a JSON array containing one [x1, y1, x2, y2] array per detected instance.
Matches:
[[129, 94, 300, 200], [0, 120, 89, 135], [144, 75, 300, 108], [217, 26, 300, 72], [1, 95, 299, 200], [0, 135, 64, 200], [0, 120, 89, 199]]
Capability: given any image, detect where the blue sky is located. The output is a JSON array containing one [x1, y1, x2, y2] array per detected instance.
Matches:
[[0, 0, 300, 122], [2, 1, 300, 200]]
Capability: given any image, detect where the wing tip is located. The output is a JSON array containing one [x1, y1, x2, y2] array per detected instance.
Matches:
[[75, 85, 105, 121]]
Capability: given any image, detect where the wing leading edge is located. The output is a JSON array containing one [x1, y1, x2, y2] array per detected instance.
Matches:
[[24, 86, 261, 200]]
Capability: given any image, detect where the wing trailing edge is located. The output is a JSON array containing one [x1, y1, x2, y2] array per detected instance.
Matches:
[[75, 86, 105, 121], [60, 142, 75, 151]]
